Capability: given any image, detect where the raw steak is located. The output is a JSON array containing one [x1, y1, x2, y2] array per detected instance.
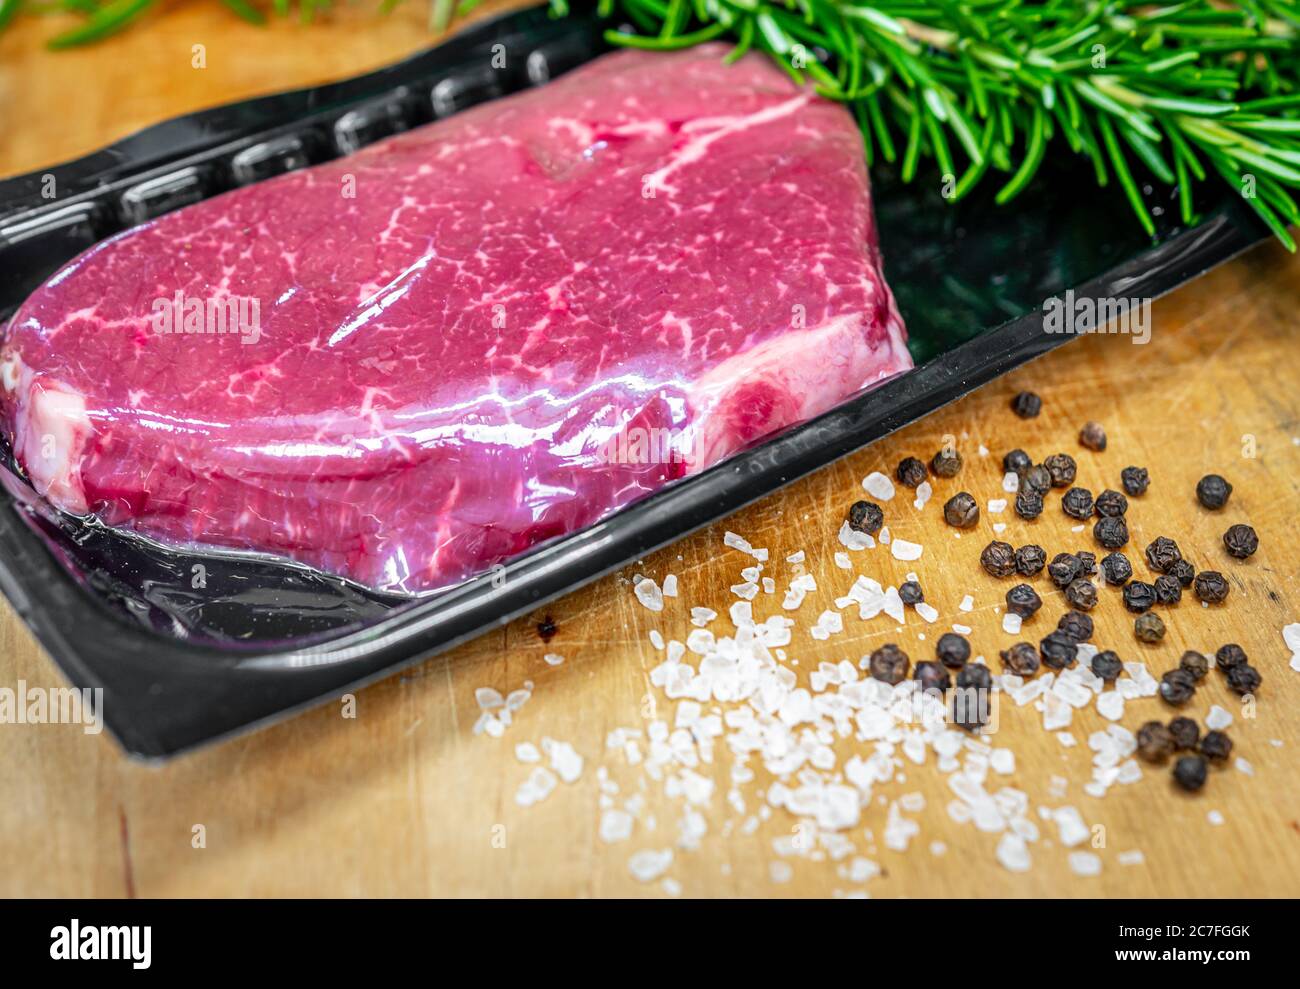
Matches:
[[1, 45, 910, 594]]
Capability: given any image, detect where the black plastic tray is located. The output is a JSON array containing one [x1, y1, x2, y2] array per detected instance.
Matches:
[[0, 1, 1268, 759]]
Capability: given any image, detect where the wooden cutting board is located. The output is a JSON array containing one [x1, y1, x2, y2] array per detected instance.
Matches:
[[1, 4, 1298, 898]]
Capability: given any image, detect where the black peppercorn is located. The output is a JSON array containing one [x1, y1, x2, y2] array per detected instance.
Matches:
[[1014, 489, 1045, 520], [1179, 651, 1209, 681], [868, 644, 911, 685], [899, 580, 924, 606], [895, 457, 927, 488], [1145, 536, 1182, 574], [1043, 453, 1077, 488], [943, 492, 980, 528], [1222, 523, 1258, 560], [1090, 650, 1123, 682], [1200, 730, 1233, 762], [1076, 551, 1097, 576], [1014, 544, 1047, 577], [1061, 486, 1095, 520], [1039, 632, 1078, 670], [1003, 449, 1032, 475], [956, 663, 992, 693], [1214, 643, 1248, 670], [1154, 574, 1183, 605], [1121, 465, 1150, 497], [1159, 667, 1195, 704], [1137, 721, 1175, 762], [1048, 553, 1081, 588], [1123, 580, 1156, 613], [848, 500, 884, 535], [1057, 610, 1093, 642], [1194, 570, 1230, 603], [1100, 552, 1133, 586], [931, 447, 963, 478], [1168, 559, 1195, 587], [1093, 489, 1128, 518], [1226, 663, 1262, 696], [1078, 421, 1107, 452], [1168, 716, 1200, 750], [1196, 473, 1233, 510], [1022, 464, 1052, 495], [1094, 515, 1129, 549], [1065, 578, 1098, 611], [980, 540, 1017, 578], [1173, 754, 1208, 791], [1135, 612, 1166, 644], [936, 632, 971, 669], [1006, 583, 1043, 618], [914, 660, 952, 694], [999, 642, 1041, 677], [1011, 391, 1042, 418]]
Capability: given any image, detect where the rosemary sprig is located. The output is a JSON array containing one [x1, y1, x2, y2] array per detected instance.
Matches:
[[573, 0, 1300, 249]]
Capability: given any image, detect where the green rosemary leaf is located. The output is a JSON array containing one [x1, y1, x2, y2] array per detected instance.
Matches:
[[995, 104, 1047, 204], [0, 0, 21, 33], [1097, 112, 1157, 238], [47, 0, 152, 46], [220, 0, 265, 24]]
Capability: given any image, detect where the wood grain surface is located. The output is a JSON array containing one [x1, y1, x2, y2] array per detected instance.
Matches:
[[1, 4, 1298, 899]]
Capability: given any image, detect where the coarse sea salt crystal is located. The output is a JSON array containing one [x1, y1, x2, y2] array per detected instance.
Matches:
[[786, 550, 805, 564], [1055, 806, 1090, 847], [1235, 757, 1254, 776], [1002, 612, 1022, 635], [724, 531, 753, 554], [476, 687, 504, 710], [987, 498, 1007, 514], [515, 767, 558, 807], [891, 538, 923, 561], [879, 526, 891, 544], [770, 861, 794, 883], [1206, 704, 1233, 730], [599, 809, 634, 843], [992, 523, 1007, 534], [1097, 690, 1124, 721], [914, 481, 932, 510], [1118, 850, 1145, 866], [863, 472, 896, 501], [834, 551, 852, 569], [544, 738, 584, 783], [634, 578, 664, 612], [952, 623, 971, 634], [991, 749, 1015, 775], [515, 742, 540, 763], [996, 832, 1031, 873], [662, 574, 678, 597], [1283, 621, 1300, 655], [691, 607, 716, 627], [628, 848, 674, 882], [959, 595, 974, 612], [1069, 852, 1102, 877], [838, 521, 874, 551], [1002, 471, 1020, 493], [1207, 809, 1225, 826], [915, 602, 938, 623], [882, 586, 906, 623]]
